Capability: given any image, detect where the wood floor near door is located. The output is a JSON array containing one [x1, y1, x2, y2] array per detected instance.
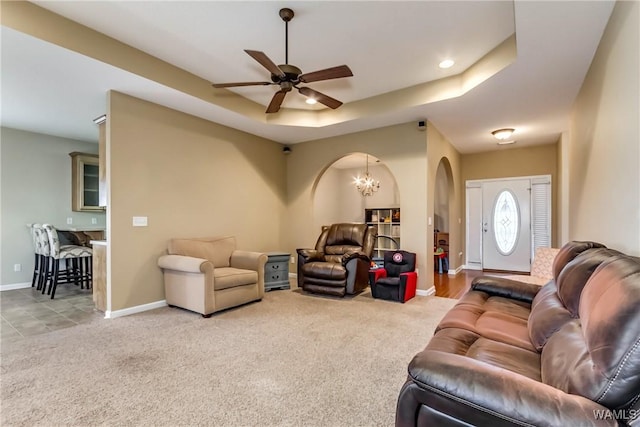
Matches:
[[433, 270, 487, 299]]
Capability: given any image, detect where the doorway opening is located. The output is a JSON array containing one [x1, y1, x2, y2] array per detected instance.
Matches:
[[433, 158, 455, 294], [465, 175, 552, 272]]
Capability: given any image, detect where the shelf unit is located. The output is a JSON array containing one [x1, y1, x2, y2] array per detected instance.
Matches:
[[365, 208, 400, 263]]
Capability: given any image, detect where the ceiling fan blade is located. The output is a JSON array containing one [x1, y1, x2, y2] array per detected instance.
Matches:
[[299, 65, 353, 83], [298, 87, 343, 109], [245, 50, 286, 78], [266, 90, 288, 113], [212, 81, 272, 88]]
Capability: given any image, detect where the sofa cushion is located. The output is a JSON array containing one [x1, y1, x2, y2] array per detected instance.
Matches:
[[528, 281, 572, 351], [528, 247, 624, 351], [556, 247, 623, 316], [541, 255, 640, 409], [169, 236, 236, 268], [436, 291, 534, 351], [213, 267, 258, 291], [551, 241, 606, 282], [427, 328, 541, 381], [301, 261, 346, 281]]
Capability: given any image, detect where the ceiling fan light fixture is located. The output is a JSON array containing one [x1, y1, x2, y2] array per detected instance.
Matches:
[[210, 8, 353, 114], [305, 98, 317, 105], [492, 128, 515, 140], [439, 59, 455, 69]]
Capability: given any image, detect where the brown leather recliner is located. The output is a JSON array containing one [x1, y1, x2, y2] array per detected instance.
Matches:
[[396, 241, 640, 426], [296, 223, 377, 297]]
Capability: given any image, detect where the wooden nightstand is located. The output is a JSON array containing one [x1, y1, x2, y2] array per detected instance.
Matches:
[[264, 252, 290, 291]]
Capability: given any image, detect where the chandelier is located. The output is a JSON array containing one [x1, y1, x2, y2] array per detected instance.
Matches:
[[353, 154, 380, 196]]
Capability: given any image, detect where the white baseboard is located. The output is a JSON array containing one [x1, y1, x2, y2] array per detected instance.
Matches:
[[0, 282, 31, 291], [448, 266, 464, 276], [416, 286, 435, 296], [105, 300, 167, 319], [463, 264, 483, 271]]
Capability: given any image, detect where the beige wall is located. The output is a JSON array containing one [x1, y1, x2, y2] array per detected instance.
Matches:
[[568, 0, 639, 255], [460, 143, 559, 257], [426, 123, 463, 274], [285, 122, 433, 289], [107, 92, 287, 311], [0, 127, 105, 286]]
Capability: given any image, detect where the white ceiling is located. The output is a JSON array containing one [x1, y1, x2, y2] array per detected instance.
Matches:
[[1, 1, 615, 153]]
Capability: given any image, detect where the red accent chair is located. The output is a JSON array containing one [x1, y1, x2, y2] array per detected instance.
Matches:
[[369, 250, 417, 303]]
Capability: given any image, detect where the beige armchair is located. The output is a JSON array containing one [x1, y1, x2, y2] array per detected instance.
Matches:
[[158, 236, 267, 317]]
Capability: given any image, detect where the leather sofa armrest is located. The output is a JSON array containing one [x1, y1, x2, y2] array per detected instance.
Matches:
[[471, 276, 541, 303], [342, 250, 370, 265], [230, 250, 267, 272], [296, 248, 324, 262], [401, 350, 617, 427], [158, 254, 211, 273]]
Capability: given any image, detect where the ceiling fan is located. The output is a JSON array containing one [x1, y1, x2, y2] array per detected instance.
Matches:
[[212, 8, 353, 114]]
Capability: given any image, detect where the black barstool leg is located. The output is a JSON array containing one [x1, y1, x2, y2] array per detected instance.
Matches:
[[49, 259, 60, 298], [31, 253, 39, 288], [40, 257, 50, 293], [72, 258, 81, 287]]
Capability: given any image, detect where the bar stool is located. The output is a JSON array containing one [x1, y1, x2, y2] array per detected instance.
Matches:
[[29, 224, 50, 291], [42, 224, 93, 299]]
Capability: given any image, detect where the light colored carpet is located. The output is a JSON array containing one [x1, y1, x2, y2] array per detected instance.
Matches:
[[0, 289, 457, 427]]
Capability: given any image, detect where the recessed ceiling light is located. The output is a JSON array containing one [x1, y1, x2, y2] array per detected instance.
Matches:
[[305, 98, 317, 105], [491, 128, 515, 140], [439, 59, 455, 69]]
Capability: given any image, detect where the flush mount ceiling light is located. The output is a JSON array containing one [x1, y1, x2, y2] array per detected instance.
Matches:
[[497, 139, 517, 145], [439, 59, 455, 69], [491, 128, 515, 140]]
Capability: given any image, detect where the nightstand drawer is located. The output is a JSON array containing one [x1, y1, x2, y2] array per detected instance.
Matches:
[[266, 270, 287, 283], [267, 261, 288, 273]]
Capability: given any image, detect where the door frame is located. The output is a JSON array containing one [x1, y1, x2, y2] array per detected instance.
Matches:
[[465, 175, 552, 271]]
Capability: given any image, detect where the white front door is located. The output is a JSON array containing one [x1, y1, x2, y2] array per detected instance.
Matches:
[[482, 179, 531, 272]]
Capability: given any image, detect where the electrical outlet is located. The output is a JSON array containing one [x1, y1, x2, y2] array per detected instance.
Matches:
[[91, 218, 97, 225], [290, 255, 296, 264], [66, 217, 73, 225], [14, 264, 22, 272]]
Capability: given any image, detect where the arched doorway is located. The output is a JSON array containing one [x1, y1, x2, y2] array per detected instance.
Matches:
[[433, 157, 454, 279], [312, 152, 400, 248]]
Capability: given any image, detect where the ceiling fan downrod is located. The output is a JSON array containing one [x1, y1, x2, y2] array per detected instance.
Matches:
[[279, 8, 294, 65]]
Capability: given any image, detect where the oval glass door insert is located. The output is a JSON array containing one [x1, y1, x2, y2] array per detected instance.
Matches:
[[493, 190, 520, 255]]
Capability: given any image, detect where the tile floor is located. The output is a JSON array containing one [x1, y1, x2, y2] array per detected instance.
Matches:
[[1, 284, 102, 346]]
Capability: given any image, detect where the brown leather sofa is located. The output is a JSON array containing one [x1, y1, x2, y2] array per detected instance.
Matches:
[[296, 223, 377, 296], [397, 241, 640, 426]]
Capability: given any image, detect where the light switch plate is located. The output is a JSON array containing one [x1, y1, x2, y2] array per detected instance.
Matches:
[[132, 216, 148, 227]]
